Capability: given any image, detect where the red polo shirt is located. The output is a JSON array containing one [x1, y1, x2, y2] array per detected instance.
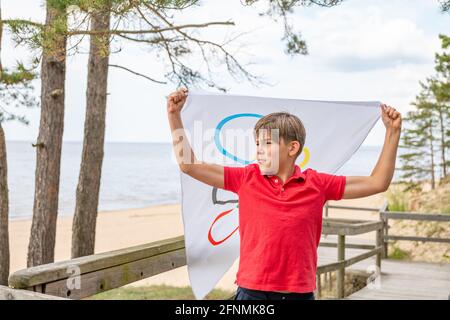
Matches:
[[224, 163, 346, 293]]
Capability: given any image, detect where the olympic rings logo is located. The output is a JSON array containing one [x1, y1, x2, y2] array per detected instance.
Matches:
[[207, 113, 310, 246]]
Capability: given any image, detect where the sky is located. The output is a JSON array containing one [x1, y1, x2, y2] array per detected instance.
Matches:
[[2, 0, 449, 145]]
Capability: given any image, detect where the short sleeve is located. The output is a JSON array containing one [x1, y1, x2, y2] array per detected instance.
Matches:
[[317, 171, 346, 201], [223, 166, 247, 194]]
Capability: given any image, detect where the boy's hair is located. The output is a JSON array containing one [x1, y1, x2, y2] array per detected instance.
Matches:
[[254, 112, 306, 157]]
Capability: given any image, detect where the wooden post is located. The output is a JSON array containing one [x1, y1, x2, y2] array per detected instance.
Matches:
[[380, 201, 389, 258], [316, 274, 322, 299], [329, 272, 332, 290], [337, 234, 345, 299], [376, 227, 382, 269], [384, 217, 389, 258]]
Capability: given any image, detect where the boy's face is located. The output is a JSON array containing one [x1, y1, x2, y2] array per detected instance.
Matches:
[[255, 129, 281, 175], [255, 129, 301, 175]]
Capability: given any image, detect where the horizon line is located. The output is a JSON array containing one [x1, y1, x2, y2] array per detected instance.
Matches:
[[6, 139, 383, 147]]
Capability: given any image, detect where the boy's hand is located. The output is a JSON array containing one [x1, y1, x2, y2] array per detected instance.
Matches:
[[167, 87, 188, 114], [381, 103, 402, 131]]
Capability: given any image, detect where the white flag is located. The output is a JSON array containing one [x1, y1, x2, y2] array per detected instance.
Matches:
[[179, 91, 380, 299]]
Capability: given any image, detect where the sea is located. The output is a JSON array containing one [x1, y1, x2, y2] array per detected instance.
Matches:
[[6, 141, 401, 220]]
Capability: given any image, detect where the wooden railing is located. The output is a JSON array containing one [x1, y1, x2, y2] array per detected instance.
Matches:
[[379, 208, 450, 257], [5, 219, 384, 300], [0, 285, 68, 300], [321, 201, 450, 296], [317, 201, 387, 299], [4, 201, 406, 300], [7, 236, 186, 300]]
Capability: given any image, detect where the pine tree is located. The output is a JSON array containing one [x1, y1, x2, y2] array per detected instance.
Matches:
[[399, 34, 449, 191], [428, 34, 449, 179], [0, 0, 38, 283], [399, 92, 437, 191]]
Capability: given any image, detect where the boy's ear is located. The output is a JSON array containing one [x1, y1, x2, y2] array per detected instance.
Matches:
[[289, 141, 301, 156]]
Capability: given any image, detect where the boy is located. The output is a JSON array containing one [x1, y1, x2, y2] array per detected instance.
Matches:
[[167, 88, 402, 300]]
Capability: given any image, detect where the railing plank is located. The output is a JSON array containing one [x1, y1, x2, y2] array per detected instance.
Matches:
[[0, 285, 68, 300], [384, 235, 450, 244], [325, 205, 380, 212], [380, 212, 450, 222], [319, 242, 375, 250], [317, 261, 344, 274], [344, 247, 383, 267], [44, 249, 186, 299], [9, 236, 185, 289], [323, 219, 384, 236]]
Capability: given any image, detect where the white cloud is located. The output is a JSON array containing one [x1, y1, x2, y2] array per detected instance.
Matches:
[[300, 5, 439, 72]]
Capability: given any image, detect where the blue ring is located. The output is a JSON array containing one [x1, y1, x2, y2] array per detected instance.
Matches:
[[214, 113, 263, 165]]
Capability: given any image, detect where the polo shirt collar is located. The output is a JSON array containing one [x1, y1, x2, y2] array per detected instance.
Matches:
[[291, 165, 306, 181], [266, 164, 306, 183]]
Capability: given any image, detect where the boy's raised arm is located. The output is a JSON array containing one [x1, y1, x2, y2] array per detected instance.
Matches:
[[167, 88, 225, 189], [342, 104, 402, 199]]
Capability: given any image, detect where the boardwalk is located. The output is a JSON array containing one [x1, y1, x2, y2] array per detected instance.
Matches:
[[347, 259, 450, 300], [317, 240, 450, 300]]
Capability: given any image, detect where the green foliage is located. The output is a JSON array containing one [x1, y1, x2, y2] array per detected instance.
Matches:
[[0, 66, 38, 124], [386, 187, 410, 212], [282, 28, 307, 55], [400, 34, 450, 187], [440, 0, 450, 12], [2, 0, 347, 90], [388, 245, 410, 260], [47, 0, 72, 11], [243, 0, 344, 56], [152, 0, 200, 8], [1, 63, 35, 85], [1, 8, 39, 125]]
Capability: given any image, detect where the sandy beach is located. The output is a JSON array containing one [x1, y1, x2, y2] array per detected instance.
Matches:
[[9, 193, 386, 292]]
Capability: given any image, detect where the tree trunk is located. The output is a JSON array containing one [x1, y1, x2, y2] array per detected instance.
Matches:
[[0, 1, 10, 287], [438, 108, 447, 178], [0, 124, 9, 285], [71, 5, 111, 258], [27, 2, 67, 267], [429, 121, 435, 190], [0, 2, 3, 74]]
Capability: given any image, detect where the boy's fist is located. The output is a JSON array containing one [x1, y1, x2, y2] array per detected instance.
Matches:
[[167, 88, 188, 114], [381, 103, 402, 131]]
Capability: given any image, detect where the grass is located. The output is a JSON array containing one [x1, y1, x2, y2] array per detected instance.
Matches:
[[386, 185, 410, 212], [388, 245, 410, 260], [317, 271, 368, 299], [87, 284, 235, 300]]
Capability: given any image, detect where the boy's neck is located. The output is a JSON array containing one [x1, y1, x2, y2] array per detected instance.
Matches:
[[272, 162, 296, 185]]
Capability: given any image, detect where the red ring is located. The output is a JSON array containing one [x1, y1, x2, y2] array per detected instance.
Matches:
[[208, 208, 239, 246]]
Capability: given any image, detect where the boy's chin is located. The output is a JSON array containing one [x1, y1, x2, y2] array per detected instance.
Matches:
[[258, 163, 278, 176]]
